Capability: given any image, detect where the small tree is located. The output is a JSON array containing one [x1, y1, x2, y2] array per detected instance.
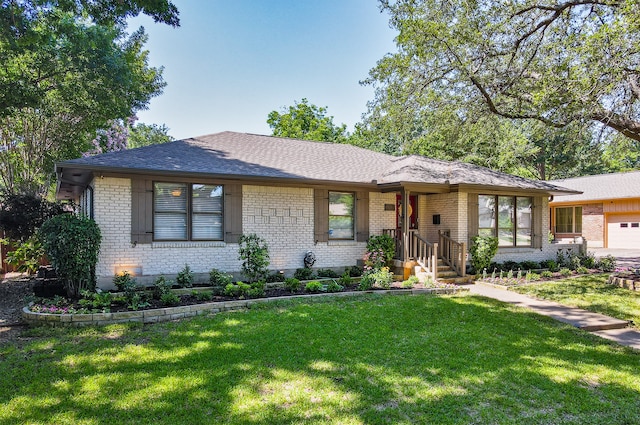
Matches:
[[0, 193, 66, 242], [238, 233, 270, 283], [470, 235, 499, 274], [40, 215, 101, 298], [366, 234, 396, 266]]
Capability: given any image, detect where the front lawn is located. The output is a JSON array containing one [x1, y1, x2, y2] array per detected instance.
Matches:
[[1, 294, 639, 424], [512, 274, 640, 329]]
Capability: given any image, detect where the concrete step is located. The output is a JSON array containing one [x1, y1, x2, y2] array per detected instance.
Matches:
[[438, 276, 474, 285], [437, 270, 459, 278]]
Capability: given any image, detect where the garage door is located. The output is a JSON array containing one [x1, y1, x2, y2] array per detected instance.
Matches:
[[607, 214, 640, 249]]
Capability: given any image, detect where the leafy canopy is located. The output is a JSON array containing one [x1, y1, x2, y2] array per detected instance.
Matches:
[[268, 98, 349, 143]]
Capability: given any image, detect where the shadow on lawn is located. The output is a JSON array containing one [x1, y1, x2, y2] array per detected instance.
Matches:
[[1, 294, 639, 424]]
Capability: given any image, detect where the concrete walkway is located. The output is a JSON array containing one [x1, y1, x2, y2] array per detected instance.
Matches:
[[469, 283, 640, 350]]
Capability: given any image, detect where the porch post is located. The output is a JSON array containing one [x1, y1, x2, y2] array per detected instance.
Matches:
[[402, 189, 410, 261]]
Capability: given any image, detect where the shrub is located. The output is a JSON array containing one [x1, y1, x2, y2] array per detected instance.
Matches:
[[520, 261, 540, 270], [209, 269, 233, 294], [113, 271, 135, 292], [40, 214, 101, 298], [160, 292, 180, 306], [366, 234, 396, 265], [305, 280, 324, 293], [527, 272, 541, 282], [576, 266, 589, 274], [540, 259, 559, 272], [597, 255, 617, 272], [368, 267, 393, 289], [346, 265, 363, 277], [238, 233, 270, 282], [224, 281, 251, 297], [194, 290, 214, 301], [317, 268, 339, 278], [113, 274, 148, 310], [338, 271, 352, 286], [502, 261, 520, 271], [246, 281, 265, 298], [284, 277, 301, 292], [176, 264, 194, 288], [559, 268, 572, 277], [402, 275, 420, 288], [470, 236, 498, 273], [265, 272, 285, 283], [0, 193, 65, 242], [3, 236, 43, 274], [358, 273, 374, 291], [78, 290, 112, 312], [541, 270, 553, 278], [153, 275, 173, 299], [580, 252, 597, 269], [294, 267, 315, 281], [363, 249, 386, 271], [326, 280, 344, 293]]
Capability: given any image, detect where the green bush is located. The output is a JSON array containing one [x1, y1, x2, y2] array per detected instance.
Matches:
[[304, 280, 324, 293], [520, 261, 540, 270], [559, 268, 572, 277], [597, 255, 617, 272], [160, 292, 180, 306], [367, 267, 393, 289], [470, 235, 498, 273], [78, 290, 113, 312], [153, 275, 173, 299], [40, 215, 101, 298], [366, 234, 396, 265], [338, 271, 352, 286], [326, 280, 344, 293], [540, 260, 559, 272], [358, 273, 374, 291], [576, 266, 589, 274], [223, 281, 265, 298], [540, 270, 553, 278], [284, 277, 301, 292], [346, 265, 363, 277], [238, 233, 270, 282], [176, 264, 194, 288], [402, 275, 420, 288], [209, 268, 233, 294], [317, 268, 339, 278], [294, 267, 315, 281], [265, 272, 285, 283], [0, 193, 65, 242], [194, 290, 214, 301], [113, 271, 135, 292], [3, 236, 43, 274]]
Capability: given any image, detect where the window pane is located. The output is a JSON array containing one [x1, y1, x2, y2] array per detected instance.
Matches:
[[478, 228, 495, 238], [329, 216, 354, 239], [192, 184, 223, 213], [516, 228, 532, 246], [154, 213, 187, 240], [154, 183, 187, 212], [478, 195, 495, 228], [497, 197, 514, 229], [575, 207, 582, 233], [329, 192, 354, 240], [516, 198, 532, 229], [154, 183, 187, 240], [556, 207, 573, 233], [498, 229, 514, 246], [192, 213, 223, 240]]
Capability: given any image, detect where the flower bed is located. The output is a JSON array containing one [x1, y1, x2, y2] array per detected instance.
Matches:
[[477, 268, 603, 287], [608, 268, 640, 291], [23, 284, 467, 327]]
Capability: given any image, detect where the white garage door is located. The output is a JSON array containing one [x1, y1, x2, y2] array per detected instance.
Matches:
[[607, 214, 640, 249]]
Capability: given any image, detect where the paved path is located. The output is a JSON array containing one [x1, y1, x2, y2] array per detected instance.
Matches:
[[469, 283, 640, 350]]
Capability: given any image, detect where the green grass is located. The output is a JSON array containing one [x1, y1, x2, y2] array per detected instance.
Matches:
[[1, 293, 639, 424], [512, 274, 640, 329]]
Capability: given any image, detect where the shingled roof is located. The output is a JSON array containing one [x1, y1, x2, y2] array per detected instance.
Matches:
[[56, 131, 575, 198], [549, 171, 640, 203]]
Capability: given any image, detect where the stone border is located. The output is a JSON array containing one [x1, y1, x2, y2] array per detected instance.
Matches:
[[608, 275, 640, 291], [22, 287, 467, 327]]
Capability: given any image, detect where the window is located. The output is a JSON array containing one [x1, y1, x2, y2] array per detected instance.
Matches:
[[555, 206, 582, 234], [478, 195, 532, 247], [328, 191, 354, 240], [621, 223, 629, 228], [154, 182, 223, 241]]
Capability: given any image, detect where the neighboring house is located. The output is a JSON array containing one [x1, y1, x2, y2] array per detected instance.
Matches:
[[549, 171, 640, 249], [56, 132, 578, 288]]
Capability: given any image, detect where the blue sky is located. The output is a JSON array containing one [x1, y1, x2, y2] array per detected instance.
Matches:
[[128, 1, 397, 140]]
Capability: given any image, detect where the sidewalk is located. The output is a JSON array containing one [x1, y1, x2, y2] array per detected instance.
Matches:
[[469, 282, 640, 350]]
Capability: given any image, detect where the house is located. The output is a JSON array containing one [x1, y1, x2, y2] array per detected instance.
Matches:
[[549, 171, 640, 249], [55, 132, 578, 288]]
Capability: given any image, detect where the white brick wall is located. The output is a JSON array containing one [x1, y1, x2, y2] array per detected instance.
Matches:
[[93, 178, 396, 288]]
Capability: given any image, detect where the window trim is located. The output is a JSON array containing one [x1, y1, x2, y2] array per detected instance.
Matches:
[[328, 191, 355, 241], [153, 182, 224, 242], [478, 194, 533, 247]]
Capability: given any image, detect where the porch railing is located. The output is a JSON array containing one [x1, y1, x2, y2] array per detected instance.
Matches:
[[383, 229, 438, 281], [438, 230, 466, 277]]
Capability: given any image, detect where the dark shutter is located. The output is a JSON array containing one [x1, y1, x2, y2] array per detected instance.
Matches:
[[131, 179, 153, 244], [314, 189, 329, 243], [467, 193, 478, 246], [532, 196, 543, 248], [356, 191, 370, 242], [224, 184, 243, 243]]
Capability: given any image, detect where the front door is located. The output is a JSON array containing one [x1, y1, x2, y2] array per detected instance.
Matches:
[[396, 194, 418, 231]]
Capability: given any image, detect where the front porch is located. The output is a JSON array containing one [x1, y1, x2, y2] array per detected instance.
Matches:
[[384, 228, 470, 283]]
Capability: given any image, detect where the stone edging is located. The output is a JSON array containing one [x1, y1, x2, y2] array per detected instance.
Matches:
[[608, 275, 640, 291], [22, 287, 468, 327]]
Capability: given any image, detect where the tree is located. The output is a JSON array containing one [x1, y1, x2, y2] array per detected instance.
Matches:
[[128, 122, 174, 148], [0, 1, 179, 196], [268, 98, 349, 143], [367, 0, 640, 143]]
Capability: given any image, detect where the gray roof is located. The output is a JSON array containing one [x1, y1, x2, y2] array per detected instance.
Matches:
[[549, 171, 640, 203], [56, 131, 575, 198]]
